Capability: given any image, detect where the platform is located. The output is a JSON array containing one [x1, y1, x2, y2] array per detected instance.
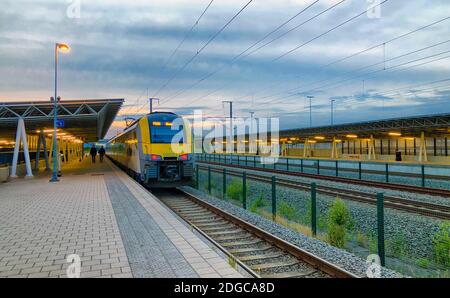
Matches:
[[0, 158, 243, 278]]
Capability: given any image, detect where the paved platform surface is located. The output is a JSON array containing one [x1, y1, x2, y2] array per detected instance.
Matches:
[[0, 158, 242, 278]]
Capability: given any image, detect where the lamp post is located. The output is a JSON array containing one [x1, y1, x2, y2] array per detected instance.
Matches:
[[50, 42, 70, 182]]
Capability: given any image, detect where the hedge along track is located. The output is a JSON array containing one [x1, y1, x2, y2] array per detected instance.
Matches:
[[198, 165, 450, 220], [154, 188, 358, 278]]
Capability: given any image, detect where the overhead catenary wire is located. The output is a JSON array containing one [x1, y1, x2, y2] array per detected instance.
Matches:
[[161, 0, 323, 105], [167, 0, 391, 109], [157, 0, 255, 103], [260, 55, 450, 116], [240, 16, 450, 104], [272, 0, 389, 61], [260, 40, 450, 105], [152, 0, 216, 97], [127, 0, 216, 114], [262, 51, 450, 107]]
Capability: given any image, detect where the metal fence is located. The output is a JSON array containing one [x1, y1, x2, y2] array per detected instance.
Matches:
[[195, 166, 387, 268], [195, 153, 450, 190]]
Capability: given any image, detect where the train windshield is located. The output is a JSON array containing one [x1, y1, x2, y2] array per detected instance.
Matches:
[[148, 114, 184, 144]]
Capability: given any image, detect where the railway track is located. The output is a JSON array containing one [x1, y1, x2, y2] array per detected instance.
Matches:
[[198, 165, 450, 220], [154, 188, 358, 278], [197, 160, 450, 198]]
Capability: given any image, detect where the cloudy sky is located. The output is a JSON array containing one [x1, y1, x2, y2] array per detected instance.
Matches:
[[1, 0, 449, 137]]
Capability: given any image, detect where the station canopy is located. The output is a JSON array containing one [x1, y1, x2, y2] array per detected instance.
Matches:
[[280, 113, 450, 140], [0, 99, 124, 142]]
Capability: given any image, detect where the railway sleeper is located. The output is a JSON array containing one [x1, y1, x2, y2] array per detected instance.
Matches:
[[182, 214, 220, 221], [172, 206, 205, 212], [198, 225, 237, 232], [261, 269, 318, 278], [193, 220, 230, 227], [213, 233, 253, 242], [206, 229, 243, 236], [250, 260, 298, 271], [178, 210, 210, 216], [239, 253, 283, 262], [219, 239, 262, 247], [228, 246, 273, 255]]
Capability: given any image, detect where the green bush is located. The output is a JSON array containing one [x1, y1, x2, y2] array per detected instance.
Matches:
[[318, 215, 327, 231], [226, 180, 243, 202], [356, 230, 368, 248], [416, 258, 430, 269], [388, 233, 407, 258], [278, 201, 297, 221], [249, 196, 266, 213], [326, 198, 353, 248], [432, 221, 450, 267]]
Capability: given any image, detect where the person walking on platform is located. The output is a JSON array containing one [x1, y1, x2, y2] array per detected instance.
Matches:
[[98, 146, 105, 163], [90, 145, 97, 163]]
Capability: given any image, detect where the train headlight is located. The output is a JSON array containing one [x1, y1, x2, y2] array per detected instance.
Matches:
[[179, 153, 192, 161], [151, 154, 162, 161]]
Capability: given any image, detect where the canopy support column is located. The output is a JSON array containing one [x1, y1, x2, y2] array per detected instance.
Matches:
[[418, 131, 428, 162], [34, 131, 50, 171], [368, 135, 376, 161], [331, 137, 339, 159], [303, 138, 310, 158], [10, 118, 33, 178]]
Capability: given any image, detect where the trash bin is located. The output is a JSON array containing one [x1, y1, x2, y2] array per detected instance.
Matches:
[[395, 151, 402, 162]]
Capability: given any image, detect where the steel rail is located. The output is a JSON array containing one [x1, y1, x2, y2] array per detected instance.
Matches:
[[158, 188, 359, 278]]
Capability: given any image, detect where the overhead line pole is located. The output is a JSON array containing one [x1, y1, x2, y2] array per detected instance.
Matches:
[[307, 96, 314, 128], [149, 98, 160, 113], [223, 101, 233, 159], [330, 99, 335, 125]]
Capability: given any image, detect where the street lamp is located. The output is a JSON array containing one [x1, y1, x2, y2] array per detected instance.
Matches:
[[50, 42, 70, 182]]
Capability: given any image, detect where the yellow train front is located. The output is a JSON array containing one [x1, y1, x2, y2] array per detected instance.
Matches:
[[106, 112, 193, 187]]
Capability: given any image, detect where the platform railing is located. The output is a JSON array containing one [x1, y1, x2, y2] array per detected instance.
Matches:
[[194, 153, 450, 190]]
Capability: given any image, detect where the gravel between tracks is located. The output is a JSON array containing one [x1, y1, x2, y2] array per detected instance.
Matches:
[[198, 162, 450, 207], [180, 185, 401, 278], [197, 164, 445, 261]]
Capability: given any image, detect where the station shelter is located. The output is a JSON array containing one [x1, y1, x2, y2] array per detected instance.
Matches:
[[279, 113, 450, 163], [0, 98, 124, 178]]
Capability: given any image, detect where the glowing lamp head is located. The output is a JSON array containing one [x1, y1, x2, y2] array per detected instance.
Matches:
[[388, 132, 402, 137], [57, 43, 70, 53]]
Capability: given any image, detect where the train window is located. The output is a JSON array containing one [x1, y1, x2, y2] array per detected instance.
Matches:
[[149, 114, 184, 144]]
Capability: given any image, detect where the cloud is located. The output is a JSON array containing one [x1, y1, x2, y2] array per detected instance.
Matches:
[[0, 0, 449, 139]]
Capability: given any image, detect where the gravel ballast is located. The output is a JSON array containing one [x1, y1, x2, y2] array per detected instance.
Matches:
[[181, 185, 401, 278], [196, 163, 445, 262]]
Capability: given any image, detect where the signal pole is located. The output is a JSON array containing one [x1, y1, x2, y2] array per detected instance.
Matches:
[[149, 98, 160, 113]]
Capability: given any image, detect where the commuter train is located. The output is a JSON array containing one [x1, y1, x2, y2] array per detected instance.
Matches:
[[106, 112, 193, 187]]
